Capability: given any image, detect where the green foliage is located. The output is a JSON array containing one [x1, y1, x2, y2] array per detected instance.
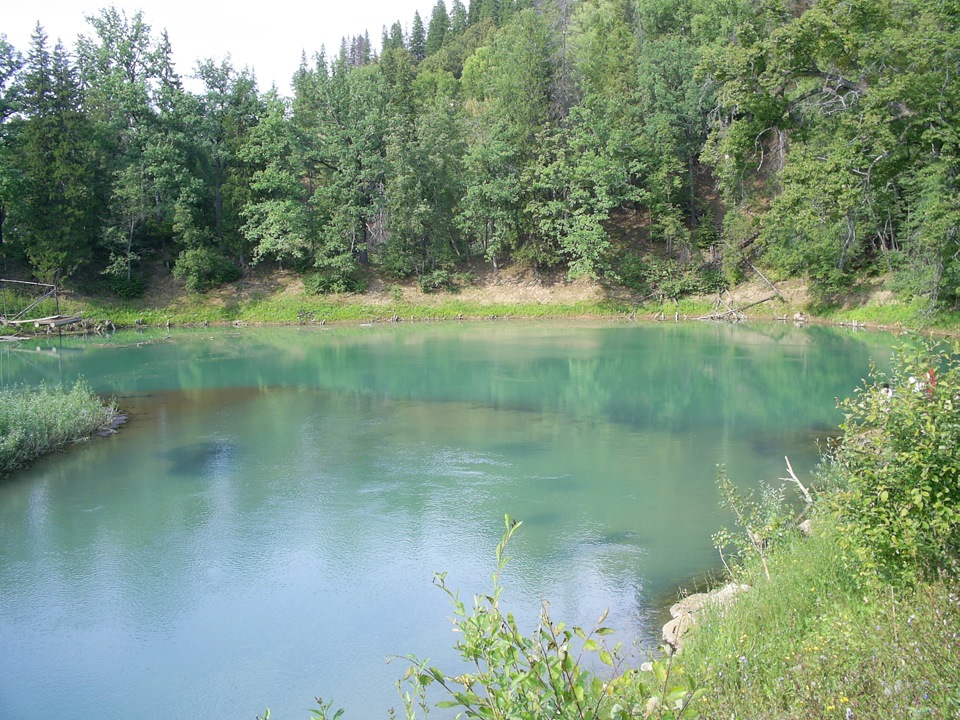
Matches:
[[416, 269, 455, 293], [613, 255, 728, 299], [683, 520, 960, 719], [613, 655, 705, 720], [105, 271, 146, 299], [240, 92, 315, 265], [389, 515, 622, 720], [830, 341, 960, 581], [701, 0, 960, 298], [172, 246, 241, 292], [7, 27, 100, 280], [0, 381, 116, 475], [303, 269, 366, 295], [4, 0, 960, 313], [712, 465, 799, 580]]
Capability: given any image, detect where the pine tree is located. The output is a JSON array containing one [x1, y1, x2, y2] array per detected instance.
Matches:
[[410, 12, 427, 62], [12, 27, 100, 279], [450, 0, 469, 37], [0, 38, 24, 253], [426, 1, 450, 57]]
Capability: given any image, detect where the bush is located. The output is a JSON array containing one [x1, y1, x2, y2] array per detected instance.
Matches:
[[172, 247, 242, 292], [830, 341, 960, 580], [417, 269, 457, 294], [693, 263, 729, 295], [107, 273, 146, 299], [303, 270, 366, 295], [611, 255, 728, 299]]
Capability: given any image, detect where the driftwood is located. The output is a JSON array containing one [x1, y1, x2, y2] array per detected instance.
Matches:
[[745, 260, 787, 302], [782, 455, 814, 521], [697, 293, 779, 321]]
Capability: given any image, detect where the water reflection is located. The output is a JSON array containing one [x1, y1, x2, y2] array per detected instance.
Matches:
[[0, 322, 895, 719]]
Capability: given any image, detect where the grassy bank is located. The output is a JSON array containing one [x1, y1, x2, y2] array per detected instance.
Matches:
[[0, 382, 117, 475], [60, 294, 641, 327], [0, 261, 944, 332], [675, 521, 960, 718]]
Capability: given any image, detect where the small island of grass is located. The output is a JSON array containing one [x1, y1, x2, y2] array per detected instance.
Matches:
[[0, 381, 118, 475]]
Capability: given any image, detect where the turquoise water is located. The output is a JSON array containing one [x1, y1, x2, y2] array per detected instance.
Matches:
[[0, 322, 893, 719]]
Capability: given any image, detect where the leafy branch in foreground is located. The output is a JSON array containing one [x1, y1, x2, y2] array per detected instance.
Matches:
[[304, 515, 707, 720], [396, 515, 621, 720]]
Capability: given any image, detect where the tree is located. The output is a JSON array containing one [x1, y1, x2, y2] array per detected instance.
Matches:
[[381, 56, 467, 276], [194, 58, 262, 256], [9, 27, 101, 279], [383, 21, 406, 53], [427, 0, 451, 57], [0, 36, 24, 256], [410, 12, 427, 62], [450, 0, 469, 37], [76, 8, 176, 283], [701, 0, 960, 297], [478, 0, 501, 26], [290, 53, 388, 286], [240, 91, 315, 266]]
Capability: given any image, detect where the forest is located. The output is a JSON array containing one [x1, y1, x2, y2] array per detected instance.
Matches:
[[0, 0, 957, 309]]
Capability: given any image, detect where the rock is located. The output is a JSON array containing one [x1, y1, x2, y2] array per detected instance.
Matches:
[[710, 582, 751, 605], [798, 519, 813, 536], [662, 612, 696, 649], [669, 592, 710, 618], [663, 583, 751, 652]]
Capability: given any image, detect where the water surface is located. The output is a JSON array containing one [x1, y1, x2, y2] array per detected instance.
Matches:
[[0, 321, 894, 719]]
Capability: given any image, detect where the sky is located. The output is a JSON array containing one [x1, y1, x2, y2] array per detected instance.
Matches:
[[3, 1, 439, 93]]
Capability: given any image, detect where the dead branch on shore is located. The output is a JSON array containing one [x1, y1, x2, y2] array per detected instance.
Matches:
[[697, 293, 779, 321], [782, 455, 814, 521]]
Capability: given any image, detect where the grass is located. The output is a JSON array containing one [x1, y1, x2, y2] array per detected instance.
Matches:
[[809, 297, 933, 328], [60, 292, 639, 327], [670, 521, 960, 718], [0, 381, 117, 475]]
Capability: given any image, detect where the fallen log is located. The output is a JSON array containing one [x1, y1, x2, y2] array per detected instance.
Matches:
[[697, 293, 779, 321]]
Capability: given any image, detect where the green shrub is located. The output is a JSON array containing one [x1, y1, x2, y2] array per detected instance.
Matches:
[[693, 263, 729, 295], [107, 273, 146, 299], [611, 255, 728, 299], [712, 465, 800, 581], [172, 246, 242, 292], [417, 269, 457, 294], [303, 269, 366, 295], [830, 341, 960, 581]]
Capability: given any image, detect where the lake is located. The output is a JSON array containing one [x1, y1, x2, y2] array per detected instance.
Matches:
[[0, 321, 894, 719]]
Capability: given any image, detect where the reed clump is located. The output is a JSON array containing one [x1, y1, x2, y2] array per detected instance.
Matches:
[[0, 381, 116, 474]]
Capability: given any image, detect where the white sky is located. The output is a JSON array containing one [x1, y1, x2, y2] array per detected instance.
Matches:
[[3, 1, 439, 93]]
